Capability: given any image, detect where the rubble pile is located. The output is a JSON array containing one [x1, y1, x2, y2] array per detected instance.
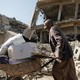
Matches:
[[0, 14, 28, 33], [0, 14, 28, 45]]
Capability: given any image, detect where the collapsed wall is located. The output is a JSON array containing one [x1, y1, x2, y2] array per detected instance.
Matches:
[[0, 14, 28, 46]]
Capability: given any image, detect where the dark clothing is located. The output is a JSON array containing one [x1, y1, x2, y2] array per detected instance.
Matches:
[[49, 26, 73, 60], [22, 35, 37, 43], [49, 25, 78, 80], [0, 56, 9, 64], [52, 58, 78, 80], [22, 35, 30, 42]]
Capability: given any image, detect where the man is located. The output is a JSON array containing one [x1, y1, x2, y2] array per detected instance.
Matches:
[[44, 19, 78, 80]]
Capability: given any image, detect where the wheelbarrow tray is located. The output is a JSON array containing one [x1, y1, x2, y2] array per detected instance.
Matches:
[[0, 58, 41, 76]]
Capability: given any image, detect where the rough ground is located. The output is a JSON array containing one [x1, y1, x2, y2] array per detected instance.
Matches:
[[36, 76, 53, 80]]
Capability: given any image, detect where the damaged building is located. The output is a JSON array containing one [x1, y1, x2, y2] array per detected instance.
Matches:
[[30, 0, 80, 43], [29, 0, 80, 78], [0, 14, 28, 45]]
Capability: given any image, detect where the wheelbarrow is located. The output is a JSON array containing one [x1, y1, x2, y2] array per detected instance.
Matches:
[[0, 54, 56, 80]]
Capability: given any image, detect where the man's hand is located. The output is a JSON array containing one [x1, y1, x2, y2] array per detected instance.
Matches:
[[50, 52, 62, 63], [55, 59, 62, 63]]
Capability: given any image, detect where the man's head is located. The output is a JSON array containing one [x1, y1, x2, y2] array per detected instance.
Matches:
[[44, 19, 53, 30]]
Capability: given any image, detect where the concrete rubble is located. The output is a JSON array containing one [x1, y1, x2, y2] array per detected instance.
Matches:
[[0, 14, 28, 33], [0, 14, 28, 46]]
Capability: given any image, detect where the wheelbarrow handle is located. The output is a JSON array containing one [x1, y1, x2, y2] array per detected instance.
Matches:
[[32, 55, 62, 62], [31, 55, 62, 68], [41, 58, 54, 68]]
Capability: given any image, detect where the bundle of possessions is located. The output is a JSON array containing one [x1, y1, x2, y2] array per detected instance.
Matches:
[[0, 29, 38, 64]]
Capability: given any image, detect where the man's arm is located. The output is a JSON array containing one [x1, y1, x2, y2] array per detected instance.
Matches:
[[50, 27, 64, 60]]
